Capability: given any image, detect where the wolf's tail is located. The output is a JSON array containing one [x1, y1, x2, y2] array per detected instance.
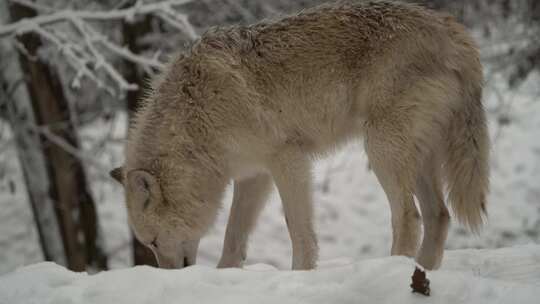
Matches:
[[443, 49, 490, 233]]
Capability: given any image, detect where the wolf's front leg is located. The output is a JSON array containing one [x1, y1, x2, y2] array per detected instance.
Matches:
[[218, 174, 273, 268], [270, 155, 318, 270]]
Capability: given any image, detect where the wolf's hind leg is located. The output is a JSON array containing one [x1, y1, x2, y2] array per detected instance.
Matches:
[[415, 154, 450, 270], [365, 124, 421, 257], [218, 174, 273, 268]]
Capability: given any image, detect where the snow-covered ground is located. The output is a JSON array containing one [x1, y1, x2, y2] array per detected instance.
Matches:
[[1, 245, 540, 304]]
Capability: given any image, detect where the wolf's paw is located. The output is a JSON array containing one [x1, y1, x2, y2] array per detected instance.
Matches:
[[410, 267, 430, 296]]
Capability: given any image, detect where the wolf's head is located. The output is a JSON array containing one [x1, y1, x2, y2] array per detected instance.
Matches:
[[110, 163, 223, 269], [110, 50, 231, 268]]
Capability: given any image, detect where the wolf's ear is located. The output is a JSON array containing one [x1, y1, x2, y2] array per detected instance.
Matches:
[[110, 167, 124, 184], [127, 170, 159, 209]]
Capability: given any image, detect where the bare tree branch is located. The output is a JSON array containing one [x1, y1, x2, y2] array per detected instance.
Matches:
[[0, 0, 197, 96], [0, 0, 194, 37], [30, 124, 113, 178], [9, 0, 56, 14]]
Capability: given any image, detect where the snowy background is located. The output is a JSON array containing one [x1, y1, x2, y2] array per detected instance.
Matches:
[[1, 0, 540, 302]]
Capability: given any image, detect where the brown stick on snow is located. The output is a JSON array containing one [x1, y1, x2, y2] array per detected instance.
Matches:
[[411, 267, 430, 296]]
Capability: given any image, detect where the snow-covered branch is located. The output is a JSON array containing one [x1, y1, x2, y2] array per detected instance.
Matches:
[[9, 0, 55, 14], [0, 0, 197, 96], [30, 124, 112, 178], [0, 0, 194, 37]]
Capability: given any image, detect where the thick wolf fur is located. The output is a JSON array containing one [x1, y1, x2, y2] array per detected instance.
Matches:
[[112, 0, 489, 270]]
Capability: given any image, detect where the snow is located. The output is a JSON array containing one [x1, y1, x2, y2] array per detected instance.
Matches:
[[1, 245, 539, 304]]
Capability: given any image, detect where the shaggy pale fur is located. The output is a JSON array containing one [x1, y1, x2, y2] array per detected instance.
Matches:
[[111, 0, 489, 271]]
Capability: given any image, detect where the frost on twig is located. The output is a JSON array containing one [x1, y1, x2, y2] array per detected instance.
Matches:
[[0, 0, 196, 97]]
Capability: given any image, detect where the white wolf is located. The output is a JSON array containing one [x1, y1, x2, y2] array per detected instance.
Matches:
[[110, 0, 489, 292]]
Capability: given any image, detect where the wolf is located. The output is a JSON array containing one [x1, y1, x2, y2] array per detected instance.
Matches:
[[110, 0, 489, 284]]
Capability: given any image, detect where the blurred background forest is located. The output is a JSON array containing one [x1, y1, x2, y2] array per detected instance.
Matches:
[[0, 0, 539, 274]]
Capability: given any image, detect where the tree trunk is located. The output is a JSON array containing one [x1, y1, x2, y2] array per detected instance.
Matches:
[[122, 13, 158, 267], [7, 3, 107, 271], [1, 56, 66, 268]]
